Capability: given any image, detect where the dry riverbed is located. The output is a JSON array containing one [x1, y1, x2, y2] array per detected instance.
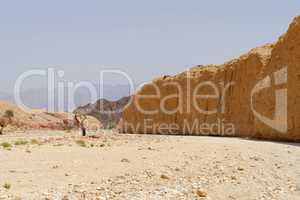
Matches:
[[0, 130, 299, 200]]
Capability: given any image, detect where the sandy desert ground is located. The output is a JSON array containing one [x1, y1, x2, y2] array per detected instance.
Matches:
[[0, 130, 299, 200]]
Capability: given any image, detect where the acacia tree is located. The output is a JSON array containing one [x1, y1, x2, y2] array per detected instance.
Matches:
[[0, 110, 14, 135]]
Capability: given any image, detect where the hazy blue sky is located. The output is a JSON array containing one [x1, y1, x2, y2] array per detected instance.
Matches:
[[0, 0, 299, 92]]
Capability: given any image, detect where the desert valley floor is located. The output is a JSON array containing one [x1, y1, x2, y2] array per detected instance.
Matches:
[[0, 131, 299, 200]]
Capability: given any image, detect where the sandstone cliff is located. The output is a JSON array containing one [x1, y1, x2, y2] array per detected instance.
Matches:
[[119, 16, 300, 142]]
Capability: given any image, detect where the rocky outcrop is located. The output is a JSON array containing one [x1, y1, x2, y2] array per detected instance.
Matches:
[[119, 16, 300, 142], [0, 101, 101, 132], [74, 96, 131, 128]]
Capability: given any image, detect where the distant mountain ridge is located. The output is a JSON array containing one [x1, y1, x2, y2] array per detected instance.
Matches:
[[0, 92, 12, 102], [0, 84, 136, 112], [74, 96, 131, 128]]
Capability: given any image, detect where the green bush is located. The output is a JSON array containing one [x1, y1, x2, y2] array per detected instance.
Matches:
[[14, 140, 28, 146], [1, 142, 12, 149], [107, 122, 117, 130], [76, 140, 87, 147], [4, 110, 14, 118], [30, 139, 39, 145]]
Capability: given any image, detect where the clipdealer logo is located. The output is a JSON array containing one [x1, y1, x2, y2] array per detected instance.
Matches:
[[250, 67, 288, 133]]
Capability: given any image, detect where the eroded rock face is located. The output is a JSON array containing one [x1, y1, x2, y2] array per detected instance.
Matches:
[[0, 101, 101, 131], [74, 96, 131, 128], [119, 16, 300, 141]]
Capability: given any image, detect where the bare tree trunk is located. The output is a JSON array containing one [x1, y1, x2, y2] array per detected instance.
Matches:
[[82, 128, 86, 136], [0, 127, 3, 135]]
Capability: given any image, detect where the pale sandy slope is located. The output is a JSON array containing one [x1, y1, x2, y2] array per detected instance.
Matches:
[[0, 131, 299, 200]]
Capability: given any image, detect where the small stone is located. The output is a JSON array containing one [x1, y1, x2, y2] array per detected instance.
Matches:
[[196, 190, 207, 197], [121, 158, 130, 163], [237, 167, 244, 171], [99, 144, 105, 147], [160, 174, 170, 180], [62, 195, 69, 200]]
